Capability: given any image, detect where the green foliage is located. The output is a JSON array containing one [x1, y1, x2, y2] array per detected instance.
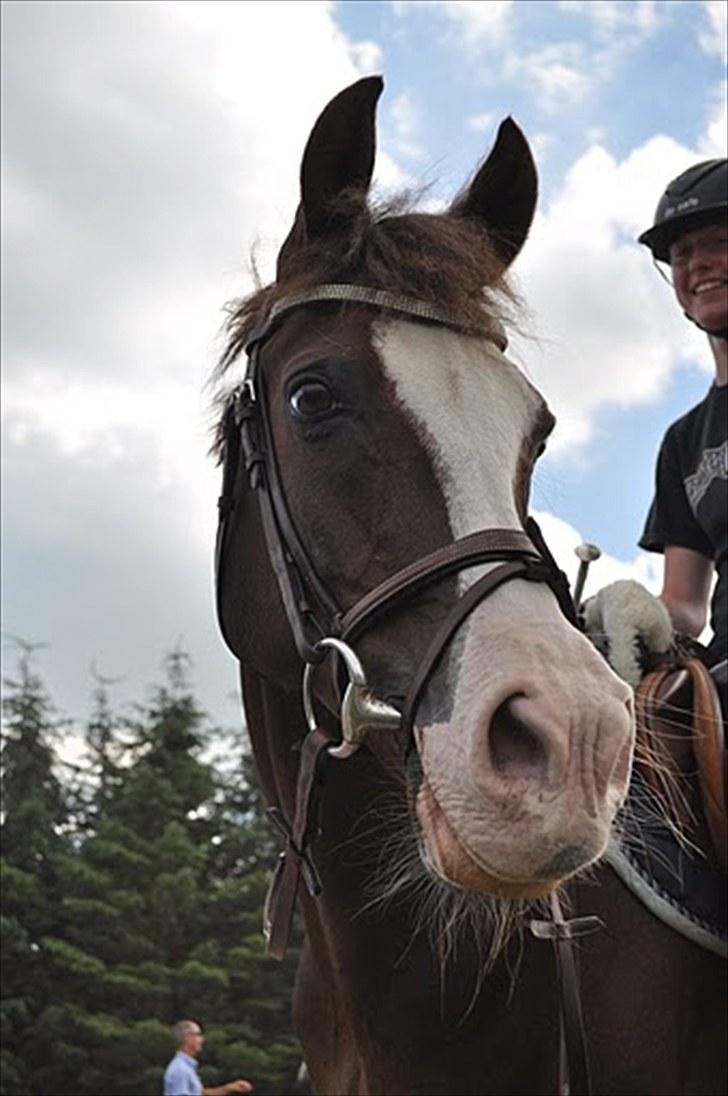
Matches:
[[0, 643, 303, 1096]]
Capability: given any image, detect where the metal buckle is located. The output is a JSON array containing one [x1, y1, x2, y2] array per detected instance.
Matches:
[[301, 637, 401, 760], [233, 376, 257, 423]]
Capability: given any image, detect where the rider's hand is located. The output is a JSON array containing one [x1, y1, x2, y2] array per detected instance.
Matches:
[[583, 579, 674, 686]]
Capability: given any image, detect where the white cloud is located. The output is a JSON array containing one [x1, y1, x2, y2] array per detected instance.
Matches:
[[533, 510, 662, 600], [1, 1, 393, 434], [530, 132, 556, 164], [2, 420, 235, 727], [389, 90, 426, 161], [508, 91, 726, 454], [3, 0, 725, 725], [506, 1, 663, 113], [558, 0, 659, 41], [503, 42, 589, 112], [394, 0, 513, 47], [535, 508, 714, 645], [466, 110, 496, 134], [699, 0, 728, 63], [701, 81, 728, 156], [404, 0, 664, 113], [348, 38, 385, 72], [1, 0, 391, 723]]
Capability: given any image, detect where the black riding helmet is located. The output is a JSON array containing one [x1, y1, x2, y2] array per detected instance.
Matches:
[[638, 158, 727, 262], [639, 159, 727, 339]]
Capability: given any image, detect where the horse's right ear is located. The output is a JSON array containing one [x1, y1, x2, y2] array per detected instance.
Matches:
[[450, 117, 538, 270], [277, 76, 383, 278]]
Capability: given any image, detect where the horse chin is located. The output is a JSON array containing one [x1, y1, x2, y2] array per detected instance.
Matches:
[[417, 779, 561, 900]]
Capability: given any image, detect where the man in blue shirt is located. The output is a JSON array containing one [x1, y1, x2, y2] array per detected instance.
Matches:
[[163, 1019, 253, 1096]]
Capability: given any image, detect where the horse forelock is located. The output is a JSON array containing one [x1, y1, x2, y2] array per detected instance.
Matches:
[[210, 189, 524, 457]]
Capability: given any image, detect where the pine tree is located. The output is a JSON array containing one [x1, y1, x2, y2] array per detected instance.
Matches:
[[197, 741, 304, 1094], [29, 647, 215, 1094], [80, 668, 127, 831], [1, 640, 73, 1096], [2, 645, 304, 1095]]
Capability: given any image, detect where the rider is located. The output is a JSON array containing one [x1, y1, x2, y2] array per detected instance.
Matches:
[[637, 158, 727, 677]]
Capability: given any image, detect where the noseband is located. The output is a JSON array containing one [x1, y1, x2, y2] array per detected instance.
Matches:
[[216, 282, 576, 755]]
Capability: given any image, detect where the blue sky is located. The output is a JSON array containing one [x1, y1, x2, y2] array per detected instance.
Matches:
[[2, 0, 726, 731]]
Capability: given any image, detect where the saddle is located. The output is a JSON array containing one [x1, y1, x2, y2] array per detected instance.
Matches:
[[634, 653, 726, 872], [604, 652, 727, 958]]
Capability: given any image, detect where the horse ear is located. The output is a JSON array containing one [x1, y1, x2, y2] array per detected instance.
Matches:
[[277, 76, 383, 276], [450, 117, 537, 269]]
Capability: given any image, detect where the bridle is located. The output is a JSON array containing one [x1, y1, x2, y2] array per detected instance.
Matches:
[[216, 283, 577, 745], [215, 282, 598, 1095]]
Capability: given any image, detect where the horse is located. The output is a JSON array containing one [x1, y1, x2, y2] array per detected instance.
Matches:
[[213, 77, 726, 1095]]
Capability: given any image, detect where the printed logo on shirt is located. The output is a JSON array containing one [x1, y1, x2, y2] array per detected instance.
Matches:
[[684, 441, 728, 514]]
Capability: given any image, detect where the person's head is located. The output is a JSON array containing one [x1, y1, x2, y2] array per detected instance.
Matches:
[[638, 159, 727, 340], [173, 1019, 204, 1058]]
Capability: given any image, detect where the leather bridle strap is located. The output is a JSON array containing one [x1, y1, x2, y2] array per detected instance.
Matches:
[[232, 282, 499, 663], [263, 725, 333, 960], [531, 895, 603, 1096], [399, 556, 550, 739], [219, 284, 599, 1096], [237, 347, 342, 662], [338, 528, 542, 643], [228, 291, 558, 666]]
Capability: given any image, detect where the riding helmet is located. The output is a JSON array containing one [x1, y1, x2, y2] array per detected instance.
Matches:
[[638, 158, 727, 262]]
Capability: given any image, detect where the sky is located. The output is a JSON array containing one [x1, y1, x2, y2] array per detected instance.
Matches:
[[2, 0, 726, 735]]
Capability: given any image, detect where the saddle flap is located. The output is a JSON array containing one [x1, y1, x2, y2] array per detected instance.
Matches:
[[635, 657, 726, 871]]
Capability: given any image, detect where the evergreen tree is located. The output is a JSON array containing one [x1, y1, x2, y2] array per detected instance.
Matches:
[[1, 640, 73, 1096], [78, 668, 127, 833], [2, 645, 304, 1095], [1, 644, 302, 1091], [197, 741, 304, 1094], [30, 648, 214, 1094]]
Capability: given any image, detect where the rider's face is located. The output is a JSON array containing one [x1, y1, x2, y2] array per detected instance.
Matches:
[[670, 223, 728, 332]]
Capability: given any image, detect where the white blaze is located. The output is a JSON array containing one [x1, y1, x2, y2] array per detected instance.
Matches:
[[372, 318, 633, 887], [373, 318, 543, 546]]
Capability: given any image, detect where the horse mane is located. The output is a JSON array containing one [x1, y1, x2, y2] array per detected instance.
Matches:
[[210, 189, 522, 453]]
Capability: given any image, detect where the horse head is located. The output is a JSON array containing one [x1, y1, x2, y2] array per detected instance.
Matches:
[[216, 76, 635, 904]]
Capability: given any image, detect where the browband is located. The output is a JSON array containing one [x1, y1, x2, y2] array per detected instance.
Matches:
[[250, 283, 508, 354]]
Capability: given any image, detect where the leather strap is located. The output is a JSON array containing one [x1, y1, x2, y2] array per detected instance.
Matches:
[[215, 400, 244, 656], [240, 355, 341, 662], [263, 726, 332, 959], [531, 894, 603, 1096], [340, 529, 541, 642], [526, 516, 579, 628], [400, 558, 549, 738], [217, 288, 566, 671]]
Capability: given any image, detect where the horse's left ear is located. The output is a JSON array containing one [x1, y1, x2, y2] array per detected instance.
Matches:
[[450, 117, 537, 270], [277, 76, 383, 277]]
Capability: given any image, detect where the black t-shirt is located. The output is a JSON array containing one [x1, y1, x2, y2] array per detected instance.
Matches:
[[640, 383, 727, 663]]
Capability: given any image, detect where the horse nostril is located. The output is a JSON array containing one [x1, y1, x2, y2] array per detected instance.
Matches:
[[488, 697, 549, 782]]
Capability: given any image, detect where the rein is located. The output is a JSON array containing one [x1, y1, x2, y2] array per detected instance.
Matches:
[[215, 283, 597, 1096]]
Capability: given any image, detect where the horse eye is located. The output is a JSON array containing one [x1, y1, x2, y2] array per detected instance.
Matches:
[[289, 381, 336, 418]]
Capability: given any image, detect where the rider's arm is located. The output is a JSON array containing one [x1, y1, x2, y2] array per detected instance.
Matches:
[[660, 545, 713, 638]]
